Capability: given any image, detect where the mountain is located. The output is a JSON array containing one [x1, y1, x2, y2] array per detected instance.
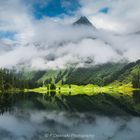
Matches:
[[15, 16, 139, 87], [20, 60, 140, 87], [73, 16, 95, 27]]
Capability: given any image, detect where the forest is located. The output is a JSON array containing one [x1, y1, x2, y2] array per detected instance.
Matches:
[[0, 60, 140, 92], [0, 68, 41, 92]]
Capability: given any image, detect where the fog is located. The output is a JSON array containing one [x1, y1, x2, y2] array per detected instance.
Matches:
[[0, 22, 140, 70], [0, 111, 140, 140]]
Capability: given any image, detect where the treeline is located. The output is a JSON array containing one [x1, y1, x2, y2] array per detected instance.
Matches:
[[38, 61, 140, 88], [0, 68, 41, 92]]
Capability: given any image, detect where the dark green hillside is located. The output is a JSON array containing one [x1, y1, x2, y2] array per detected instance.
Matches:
[[20, 68, 74, 85], [104, 60, 140, 86], [64, 63, 126, 85], [0, 68, 42, 92], [19, 60, 140, 87], [33, 62, 126, 86], [21, 70, 46, 82], [63, 60, 140, 86]]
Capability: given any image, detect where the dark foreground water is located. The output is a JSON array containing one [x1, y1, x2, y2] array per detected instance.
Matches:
[[0, 92, 140, 140]]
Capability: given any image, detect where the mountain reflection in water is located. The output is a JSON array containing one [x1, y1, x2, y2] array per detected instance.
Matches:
[[0, 91, 140, 140]]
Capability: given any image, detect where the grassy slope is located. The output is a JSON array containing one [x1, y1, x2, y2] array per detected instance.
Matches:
[[28, 83, 134, 98], [104, 60, 140, 84], [64, 63, 126, 85], [24, 62, 126, 85], [21, 60, 140, 88]]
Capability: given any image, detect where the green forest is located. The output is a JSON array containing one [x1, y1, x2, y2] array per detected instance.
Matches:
[[0, 68, 41, 92], [0, 60, 140, 93]]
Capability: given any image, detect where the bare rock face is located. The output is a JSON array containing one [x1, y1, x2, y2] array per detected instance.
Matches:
[[73, 16, 95, 28]]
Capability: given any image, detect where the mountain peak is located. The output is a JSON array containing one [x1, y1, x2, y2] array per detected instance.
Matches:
[[73, 16, 93, 27]]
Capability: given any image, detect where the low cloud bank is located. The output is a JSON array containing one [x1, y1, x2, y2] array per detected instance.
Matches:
[[0, 21, 140, 70]]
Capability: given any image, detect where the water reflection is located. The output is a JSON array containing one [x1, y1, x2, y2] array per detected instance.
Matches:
[[0, 91, 140, 140], [133, 90, 140, 104], [0, 91, 140, 116], [0, 92, 14, 114], [0, 108, 140, 140]]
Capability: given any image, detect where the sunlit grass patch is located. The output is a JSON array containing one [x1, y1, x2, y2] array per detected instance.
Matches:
[[27, 83, 136, 96]]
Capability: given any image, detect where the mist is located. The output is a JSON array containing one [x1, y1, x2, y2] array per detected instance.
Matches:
[[0, 21, 140, 70]]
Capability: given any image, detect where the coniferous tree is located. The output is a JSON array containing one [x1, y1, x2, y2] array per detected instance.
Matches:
[[132, 70, 140, 88]]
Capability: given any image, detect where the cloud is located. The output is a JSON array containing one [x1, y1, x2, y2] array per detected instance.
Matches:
[[0, 0, 34, 42], [0, 0, 140, 70], [79, 0, 140, 33], [0, 18, 140, 69]]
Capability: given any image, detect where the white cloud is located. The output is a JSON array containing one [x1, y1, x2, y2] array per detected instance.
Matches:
[[0, 0, 34, 42], [0, 0, 140, 70], [79, 0, 140, 33]]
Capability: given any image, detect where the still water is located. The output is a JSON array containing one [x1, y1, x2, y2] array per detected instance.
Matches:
[[0, 91, 140, 140]]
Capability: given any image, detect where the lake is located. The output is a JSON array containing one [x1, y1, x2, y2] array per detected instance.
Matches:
[[0, 91, 140, 140]]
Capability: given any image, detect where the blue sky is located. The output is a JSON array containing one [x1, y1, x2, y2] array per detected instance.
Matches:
[[99, 7, 109, 14], [31, 0, 81, 19], [0, 31, 16, 40], [0, 0, 81, 39], [1, 0, 138, 39], [0, 0, 109, 39], [29, 0, 108, 19]]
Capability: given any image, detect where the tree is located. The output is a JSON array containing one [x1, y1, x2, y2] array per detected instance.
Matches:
[[50, 84, 56, 91], [132, 70, 140, 88]]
